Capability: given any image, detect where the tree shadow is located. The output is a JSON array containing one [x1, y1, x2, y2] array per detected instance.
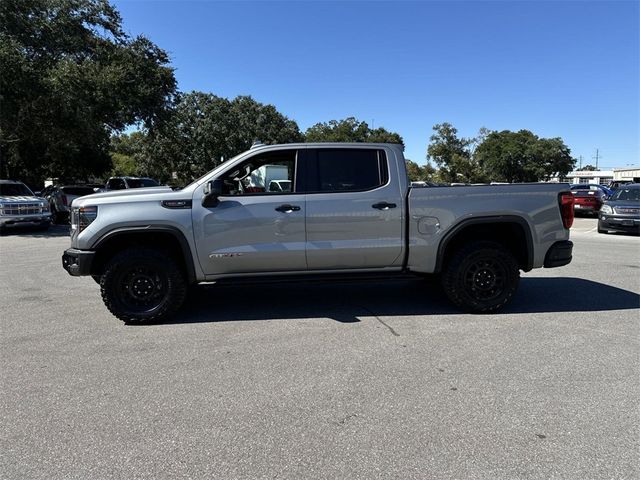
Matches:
[[153, 276, 640, 326]]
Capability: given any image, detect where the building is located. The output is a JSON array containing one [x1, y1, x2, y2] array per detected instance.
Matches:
[[561, 166, 639, 186]]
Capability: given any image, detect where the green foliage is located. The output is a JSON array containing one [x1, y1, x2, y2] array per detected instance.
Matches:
[[305, 117, 403, 145], [0, 0, 176, 185], [405, 159, 435, 182], [577, 164, 597, 171], [109, 131, 146, 176], [142, 92, 303, 185], [426, 123, 486, 183], [474, 130, 576, 182]]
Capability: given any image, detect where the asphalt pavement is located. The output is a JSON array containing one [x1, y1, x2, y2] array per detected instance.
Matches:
[[1, 217, 638, 479]]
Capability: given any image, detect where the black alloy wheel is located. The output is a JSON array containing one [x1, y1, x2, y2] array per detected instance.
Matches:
[[442, 241, 520, 313], [100, 248, 187, 323]]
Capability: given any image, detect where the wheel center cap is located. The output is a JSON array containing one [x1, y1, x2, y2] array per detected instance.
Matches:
[[131, 275, 156, 298], [474, 269, 495, 289]]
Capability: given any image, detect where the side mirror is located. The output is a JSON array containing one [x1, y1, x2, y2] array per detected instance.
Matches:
[[202, 178, 224, 207]]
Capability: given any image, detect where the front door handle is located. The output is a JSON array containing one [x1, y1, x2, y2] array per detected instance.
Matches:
[[275, 204, 301, 213], [372, 202, 397, 210]]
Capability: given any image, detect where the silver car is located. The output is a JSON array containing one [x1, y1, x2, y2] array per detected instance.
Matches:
[[0, 180, 51, 232]]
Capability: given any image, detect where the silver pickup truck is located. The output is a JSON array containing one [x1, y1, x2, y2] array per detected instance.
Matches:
[[62, 143, 575, 323]]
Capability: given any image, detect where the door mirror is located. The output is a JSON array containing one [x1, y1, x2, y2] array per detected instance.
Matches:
[[202, 178, 224, 207]]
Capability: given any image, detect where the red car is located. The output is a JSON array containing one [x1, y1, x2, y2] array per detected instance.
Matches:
[[572, 190, 605, 216]]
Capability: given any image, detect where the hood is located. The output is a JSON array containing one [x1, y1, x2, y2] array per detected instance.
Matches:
[[80, 186, 173, 201], [0, 195, 46, 204], [605, 198, 640, 207]]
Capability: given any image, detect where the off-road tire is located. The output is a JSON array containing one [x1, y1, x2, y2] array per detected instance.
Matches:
[[100, 248, 187, 324], [442, 241, 519, 314]]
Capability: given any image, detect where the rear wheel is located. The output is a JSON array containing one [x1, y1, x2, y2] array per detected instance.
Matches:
[[100, 248, 187, 324], [442, 241, 520, 313]]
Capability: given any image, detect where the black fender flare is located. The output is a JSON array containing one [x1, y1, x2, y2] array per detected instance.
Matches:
[[91, 225, 197, 283], [434, 215, 534, 273]]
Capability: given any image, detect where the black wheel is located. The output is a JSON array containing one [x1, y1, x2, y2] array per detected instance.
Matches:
[[100, 248, 187, 324], [50, 204, 62, 224], [37, 221, 50, 231], [597, 221, 607, 234], [442, 241, 520, 313]]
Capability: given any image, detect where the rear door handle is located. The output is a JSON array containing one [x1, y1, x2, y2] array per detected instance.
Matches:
[[372, 202, 397, 210], [275, 204, 301, 213]]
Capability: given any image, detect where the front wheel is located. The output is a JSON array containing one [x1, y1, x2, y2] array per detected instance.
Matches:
[[597, 221, 608, 234], [441, 241, 520, 313], [100, 248, 187, 324]]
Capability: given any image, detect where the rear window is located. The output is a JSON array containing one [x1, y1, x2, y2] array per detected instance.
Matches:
[[61, 187, 96, 196], [127, 178, 159, 188]]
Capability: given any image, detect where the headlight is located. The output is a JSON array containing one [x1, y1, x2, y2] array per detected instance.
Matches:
[[600, 205, 613, 214], [41, 202, 50, 212], [71, 206, 98, 233]]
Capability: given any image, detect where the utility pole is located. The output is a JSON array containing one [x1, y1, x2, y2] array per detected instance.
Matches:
[[592, 149, 601, 169], [578, 155, 583, 169]]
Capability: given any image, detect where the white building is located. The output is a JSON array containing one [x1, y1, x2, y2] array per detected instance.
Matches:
[[561, 166, 639, 186]]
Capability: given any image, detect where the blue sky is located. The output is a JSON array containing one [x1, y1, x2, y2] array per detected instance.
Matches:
[[114, 0, 639, 168]]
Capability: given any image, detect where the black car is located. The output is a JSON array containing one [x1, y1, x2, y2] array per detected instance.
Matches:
[[598, 184, 640, 234]]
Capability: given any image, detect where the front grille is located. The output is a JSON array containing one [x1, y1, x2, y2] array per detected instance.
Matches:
[[1, 202, 43, 215], [615, 207, 640, 215]]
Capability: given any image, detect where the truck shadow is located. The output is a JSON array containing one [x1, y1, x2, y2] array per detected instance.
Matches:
[[161, 276, 640, 325], [0, 224, 70, 238]]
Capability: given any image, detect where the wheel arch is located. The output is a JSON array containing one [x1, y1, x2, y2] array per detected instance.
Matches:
[[435, 216, 534, 273], [90, 226, 197, 283]]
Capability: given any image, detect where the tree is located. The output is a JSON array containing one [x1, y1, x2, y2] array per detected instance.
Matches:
[[0, 0, 176, 185], [405, 159, 436, 182], [109, 131, 147, 176], [577, 164, 597, 171], [142, 92, 303, 184], [305, 117, 403, 145], [474, 130, 575, 182], [426, 123, 486, 183]]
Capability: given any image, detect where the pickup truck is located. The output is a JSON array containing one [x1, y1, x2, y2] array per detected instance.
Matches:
[[62, 143, 574, 323]]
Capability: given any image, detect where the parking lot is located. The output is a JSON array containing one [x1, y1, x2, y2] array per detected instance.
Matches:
[[1, 217, 638, 479]]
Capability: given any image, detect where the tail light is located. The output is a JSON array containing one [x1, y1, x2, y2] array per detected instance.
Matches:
[[62, 195, 68, 206], [559, 192, 574, 229]]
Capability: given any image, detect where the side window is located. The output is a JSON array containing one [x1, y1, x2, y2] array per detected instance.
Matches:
[[311, 149, 387, 192], [221, 150, 297, 195]]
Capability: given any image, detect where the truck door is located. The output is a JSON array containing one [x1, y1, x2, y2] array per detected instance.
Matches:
[[305, 147, 404, 270], [192, 149, 307, 276]]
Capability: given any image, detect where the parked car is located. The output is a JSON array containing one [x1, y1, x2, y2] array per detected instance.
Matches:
[[570, 183, 613, 197], [104, 176, 160, 191], [598, 184, 640, 234], [0, 180, 51, 232], [41, 184, 102, 223], [572, 189, 606, 216]]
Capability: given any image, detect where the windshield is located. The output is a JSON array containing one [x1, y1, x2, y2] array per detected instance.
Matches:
[[611, 187, 640, 201], [127, 178, 159, 188], [185, 150, 250, 189], [0, 183, 34, 196]]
